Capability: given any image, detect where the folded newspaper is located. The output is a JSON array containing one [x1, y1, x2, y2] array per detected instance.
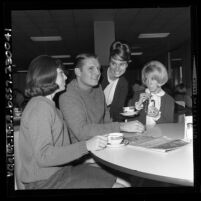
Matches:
[[124, 135, 189, 153]]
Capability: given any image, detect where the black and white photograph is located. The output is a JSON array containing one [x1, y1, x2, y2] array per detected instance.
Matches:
[[3, 1, 200, 199]]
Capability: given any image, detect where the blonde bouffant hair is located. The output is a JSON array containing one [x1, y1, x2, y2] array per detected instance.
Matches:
[[141, 60, 168, 86]]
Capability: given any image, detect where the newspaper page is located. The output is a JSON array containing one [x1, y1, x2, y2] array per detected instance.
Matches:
[[124, 135, 189, 152]]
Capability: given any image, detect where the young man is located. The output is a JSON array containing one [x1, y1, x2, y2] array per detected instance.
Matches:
[[59, 53, 145, 144], [59, 53, 145, 187]]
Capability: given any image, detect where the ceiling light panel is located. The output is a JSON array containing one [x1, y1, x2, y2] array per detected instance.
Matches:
[[131, 52, 143, 56], [30, 36, 62, 41], [138, 33, 170, 38], [63, 62, 74, 65], [51, 55, 71, 58]]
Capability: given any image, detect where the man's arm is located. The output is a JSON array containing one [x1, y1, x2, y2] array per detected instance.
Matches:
[[59, 94, 120, 141]]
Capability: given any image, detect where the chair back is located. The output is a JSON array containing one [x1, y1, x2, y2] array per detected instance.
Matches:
[[175, 101, 185, 107], [14, 130, 25, 190], [177, 114, 185, 123]]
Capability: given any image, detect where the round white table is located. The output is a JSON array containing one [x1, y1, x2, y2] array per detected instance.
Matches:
[[91, 123, 194, 186]]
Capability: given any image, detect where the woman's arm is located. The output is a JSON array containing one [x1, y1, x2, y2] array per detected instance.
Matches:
[[28, 101, 88, 167]]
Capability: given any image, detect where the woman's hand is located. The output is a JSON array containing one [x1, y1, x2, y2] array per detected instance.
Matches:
[[86, 135, 108, 151], [120, 120, 145, 133], [135, 101, 143, 110], [135, 93, 150, 110], [139, 93, 150, 105]]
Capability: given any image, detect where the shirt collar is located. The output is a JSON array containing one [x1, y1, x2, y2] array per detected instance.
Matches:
[[145, 88, 165, 97], [107, 68, 119, 83]]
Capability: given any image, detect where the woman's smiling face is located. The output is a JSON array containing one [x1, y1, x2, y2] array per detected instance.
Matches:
[[145, 76, 162, 94], [109, 57, 128, 79]]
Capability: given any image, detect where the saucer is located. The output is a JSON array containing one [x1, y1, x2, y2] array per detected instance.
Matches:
[[107, 142, 125, 148], [120, 111, 138, 116]]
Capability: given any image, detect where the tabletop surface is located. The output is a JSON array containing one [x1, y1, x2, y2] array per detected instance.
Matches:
[[91, 123, 194, 186]]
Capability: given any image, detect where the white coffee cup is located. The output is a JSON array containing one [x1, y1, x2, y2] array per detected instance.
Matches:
[[108, 133, 123, 145], [123, 106, 135, 113]]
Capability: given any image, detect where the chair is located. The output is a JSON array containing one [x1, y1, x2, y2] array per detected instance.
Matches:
[[177, 114, 185, 123], [14, 130, 25, 190], [175, 101, 185, 107], [175, 101, 185, 123]]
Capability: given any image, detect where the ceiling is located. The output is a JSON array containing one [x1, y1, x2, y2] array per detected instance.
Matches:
[[11, 7, 191, 71]]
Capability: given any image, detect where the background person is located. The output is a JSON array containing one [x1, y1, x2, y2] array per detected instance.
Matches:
[[132, 80, 145, 94], [100, 40, 131, 122], [174, 83, 192, 117], [185, 87, 192, 109], [13, 88, 26, 109], [174, 83, 187, 117], [127, 80, 145, 105], [18, 55, 123, 189], [174, 83, 187, 104], [184, 87, 192, 116]]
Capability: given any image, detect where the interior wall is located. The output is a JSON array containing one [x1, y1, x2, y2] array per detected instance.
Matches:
[[13, 73, 27, 93], [170, 40, 191, 89], [94, 21, 115, 66]]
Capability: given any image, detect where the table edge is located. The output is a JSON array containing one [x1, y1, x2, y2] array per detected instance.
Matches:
[[91, 153, 193, 186]]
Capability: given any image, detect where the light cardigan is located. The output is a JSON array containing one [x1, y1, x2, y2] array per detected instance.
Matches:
[[59, 79, 120, 143], [129, 89, 175, 125], [19, 96, 88, 183]]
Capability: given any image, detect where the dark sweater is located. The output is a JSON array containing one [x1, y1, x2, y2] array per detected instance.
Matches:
[[129, 89, 175, 125], [100, 66, 129, 122]]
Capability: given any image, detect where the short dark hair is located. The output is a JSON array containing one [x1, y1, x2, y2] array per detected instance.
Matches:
[[25, 55, 62, 97], [109, 40, 131, 62], [74, 53, 98, 69]]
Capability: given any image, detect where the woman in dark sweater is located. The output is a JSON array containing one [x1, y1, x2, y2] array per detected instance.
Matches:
[[100, 40, 131, 122]]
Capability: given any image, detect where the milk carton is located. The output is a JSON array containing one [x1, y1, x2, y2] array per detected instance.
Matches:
[[184, 115, 193, 142]]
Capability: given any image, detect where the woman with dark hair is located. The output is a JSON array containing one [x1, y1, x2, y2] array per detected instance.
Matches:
[[100, 40, 131, 122], [18, 55, 122, 189]]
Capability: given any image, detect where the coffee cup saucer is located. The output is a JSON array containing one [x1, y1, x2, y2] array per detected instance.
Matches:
[[120, 111, 138, 116], [107, 142, 125, 148]]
